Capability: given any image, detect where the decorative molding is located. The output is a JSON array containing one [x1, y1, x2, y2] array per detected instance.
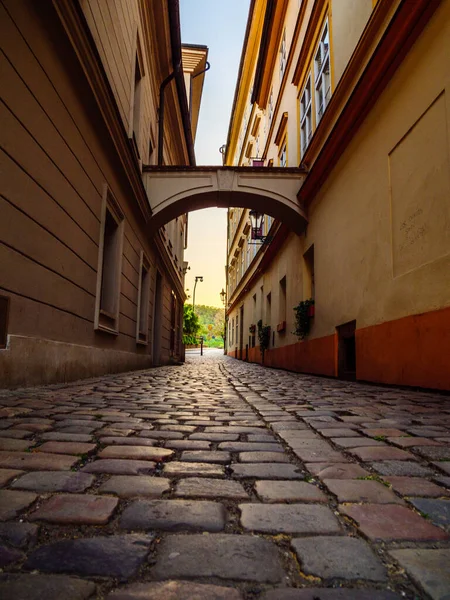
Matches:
[[274, 112, 288, 146], [292, 0, 327, 86]]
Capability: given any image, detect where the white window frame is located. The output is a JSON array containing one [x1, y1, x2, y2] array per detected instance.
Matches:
[[268, 88, 274, 123], [314, 19, 331, 124], [300, 74, 313, 157], [279, 139, 287, 167], [279, 28, 287, 78]]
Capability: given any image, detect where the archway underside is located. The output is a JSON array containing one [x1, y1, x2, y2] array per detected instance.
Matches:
[[143, 166, 308, 235]]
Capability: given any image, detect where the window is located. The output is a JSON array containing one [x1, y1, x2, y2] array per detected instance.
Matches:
[[300, 75, 312, 157], [314, 20, 331, 124], [132, 54, 143, 152], [303, 244, 315, 300], [136, 252, 150, 344], [279, 276, 287, 324], [268, 88, 274, 123], [0, 295, 10, 349], [266, 292, 272, 324], [236, 314, 239, 346], [231, 318, 235, 345], [241, 249, 245, 278], [95, 189, 124, 334], [279, 139, 287, 167], [279, 28, 287, 78]]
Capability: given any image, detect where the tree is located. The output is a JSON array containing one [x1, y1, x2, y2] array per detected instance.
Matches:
[[183, 304, 200, 345]]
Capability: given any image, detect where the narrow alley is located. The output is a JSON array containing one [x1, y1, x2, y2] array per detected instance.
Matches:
[[0, 353, 449, 599]]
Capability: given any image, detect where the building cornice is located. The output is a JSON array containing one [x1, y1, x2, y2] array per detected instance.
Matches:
[[52, 0, 152, 222], [298, 0, 441, 205]]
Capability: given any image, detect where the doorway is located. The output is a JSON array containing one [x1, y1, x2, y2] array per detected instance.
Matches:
[[239, 305, 244, 359], [337, 320, 356, 380], [152, 270, 163, 366]]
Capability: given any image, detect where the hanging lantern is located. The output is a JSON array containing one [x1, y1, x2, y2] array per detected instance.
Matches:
[[249, 210, 264, 240]]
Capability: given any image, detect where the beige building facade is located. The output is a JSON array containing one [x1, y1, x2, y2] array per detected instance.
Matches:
[[225, 0, 450, 391], [0, 0, 207, 387]]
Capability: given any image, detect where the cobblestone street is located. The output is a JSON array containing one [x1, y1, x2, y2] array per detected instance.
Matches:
[[0, 351, 449, 599]]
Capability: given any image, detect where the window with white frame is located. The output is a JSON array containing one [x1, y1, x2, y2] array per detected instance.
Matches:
[[300, 75, 312, 157], [279, 28, 287, 78], [314, 20, 331, 124], [279, 139, 287, 167], [268, 88, 274, 123]]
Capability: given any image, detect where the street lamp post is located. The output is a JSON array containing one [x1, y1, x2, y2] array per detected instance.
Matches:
[[220, 288, 226, 355], [192, 276, 203, 313]]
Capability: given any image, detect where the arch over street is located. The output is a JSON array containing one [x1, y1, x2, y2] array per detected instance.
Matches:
[[143, 166, 308, 234]]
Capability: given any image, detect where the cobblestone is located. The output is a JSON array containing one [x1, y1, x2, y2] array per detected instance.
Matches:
[[0, 351, 448, 598]]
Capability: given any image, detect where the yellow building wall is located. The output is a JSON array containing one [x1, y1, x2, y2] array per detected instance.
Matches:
[[330, 0, 372, 85]]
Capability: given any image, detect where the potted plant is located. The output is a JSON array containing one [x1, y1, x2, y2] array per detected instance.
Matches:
[[249, 324, 256, 334], [293, 299, 315, 340]]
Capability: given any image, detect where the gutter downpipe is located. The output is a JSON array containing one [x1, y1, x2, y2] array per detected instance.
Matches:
[[158, 64, 181, 166]]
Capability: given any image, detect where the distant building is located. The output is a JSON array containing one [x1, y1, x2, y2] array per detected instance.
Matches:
[[225, 0, 450, 390], [0, 0, 207, 387]]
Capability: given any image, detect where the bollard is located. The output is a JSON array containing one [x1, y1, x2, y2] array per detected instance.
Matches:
[[200, 336, 203, 356]]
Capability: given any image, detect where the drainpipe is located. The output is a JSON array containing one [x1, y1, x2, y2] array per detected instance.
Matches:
[[158, 63, 181, 166]]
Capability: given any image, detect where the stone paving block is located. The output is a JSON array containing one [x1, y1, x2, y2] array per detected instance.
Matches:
[[371, 461, 435, 477], [260, 589, 402, 599], [107, 581, 243, 600], [271, 422, 308, 431], [239, 451, 290, 463], [255, 480, 327, 503], [0, 522, 38, 548], [165, 440, 211, 450], [0, 430, 32, 439], [30, 493, 118, 524], [349, 446, 414, 461], [434, 461, 450, 475], [408, 427, 448, 437], [82, 459, 156, 475], [434, 475, 450, 488], [218, 442, 284, 452], [163, 461, 225, 477], [39, 432, 94, 442], [414, 446, 450, 460], [25, 534, 153, 579], [389, 436, 441, 447], [409, 498, 450, 530], [240, 503, 341, 534], [99, 428, 134, 437], [120, 499, 225, 532], [175, 477, 249, 499], [332, 437, 386, 448], [0, 490, 37, 520], [0, 545, 24, 567], [35, 441, 96, 455], [319, 428, 361, 438], [386, 476, 449, 497], [204, 426, 267, 434], [99, 437, 155, 446], [292, 536, 387, 581], [14, 424, 52, 433], [0, 574, 96, 600], [364, 429, 406, 437], [98, 446, 173, 461], [160, 425, 197, 433], [0, 451, 79, 471], [11, 471, 95, 493], [0, 469, 23, 487], [248, 434, 277, 442], [339, 503, 449, 541], [279, 431, 321, 440], [0, 439, 33, 451], [189, 433, 239, 441], [99, 476, 170, 498], [323, 479, 404, 504], [180, 451, 230, 464], [389, 548, 450, 600], [232, 463, 304, 479], [151, 534, 284, 582], [139, 431, 184, 440], [293, 448, 347, 463]]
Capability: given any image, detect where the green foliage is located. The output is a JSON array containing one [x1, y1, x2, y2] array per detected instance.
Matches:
[[185, 304, 225, 348], [182, 334, 199, 346], [293, 299, 314, 340], [257, 319, 271, 356], [183, 304, 200, 336]]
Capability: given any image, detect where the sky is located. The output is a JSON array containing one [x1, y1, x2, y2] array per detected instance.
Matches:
[[180, 0, 250, 308]]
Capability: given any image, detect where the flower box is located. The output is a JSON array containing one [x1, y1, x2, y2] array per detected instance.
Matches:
[[308, 305, 315, 318], [249, 324, 256, 334], [277, 321, 286, 333]]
